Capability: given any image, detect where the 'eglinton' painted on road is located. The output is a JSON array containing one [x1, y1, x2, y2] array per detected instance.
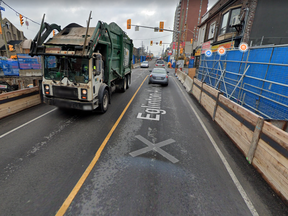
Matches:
[[137, 87, 166, 121]]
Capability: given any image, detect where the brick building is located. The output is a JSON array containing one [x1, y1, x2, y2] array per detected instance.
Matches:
[[172, 0, 208, 55], [0, 17, 27, 57], [195, 0, 288, 57]]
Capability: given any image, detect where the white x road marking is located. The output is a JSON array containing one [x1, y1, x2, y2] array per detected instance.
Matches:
[[130, 135, 179, 163]]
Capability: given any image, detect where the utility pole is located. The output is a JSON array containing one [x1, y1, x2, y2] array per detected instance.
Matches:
[[183, 0, 189, 54], [175, 8, 184, 74], [0, 9, 9, 58]]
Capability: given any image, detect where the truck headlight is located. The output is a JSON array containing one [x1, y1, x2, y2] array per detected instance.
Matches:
[[81, 88, 87, 99], [44, 84, 50, 95], [82, 89, 87, 95]]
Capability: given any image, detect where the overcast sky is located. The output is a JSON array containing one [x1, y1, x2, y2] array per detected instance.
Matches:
[[1, 0, 217, 56]]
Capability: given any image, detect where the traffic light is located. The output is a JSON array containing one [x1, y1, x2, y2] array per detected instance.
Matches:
[[8, 45, 14, 51], [180, 48, 183, 54], [53, 30, 55, 36], [190, 39, 193, 44], [19, 14, 24, 26], [127, 19, 131, 29], [159, 21, 164, 32], [150, 41, 153, 46], [160, 41, 162, 46]]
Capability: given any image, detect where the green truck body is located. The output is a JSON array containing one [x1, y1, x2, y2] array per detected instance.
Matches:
[[30, 15, 133, 113]]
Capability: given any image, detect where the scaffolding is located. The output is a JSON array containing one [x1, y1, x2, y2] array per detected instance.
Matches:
[[197, 44, 288, 120]]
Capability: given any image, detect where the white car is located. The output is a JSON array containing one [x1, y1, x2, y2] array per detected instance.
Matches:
[[141, 61, 149, 68]]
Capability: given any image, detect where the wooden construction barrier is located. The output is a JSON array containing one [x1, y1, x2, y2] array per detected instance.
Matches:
[[190, 77, 288, 202], [0, 87, 41, 119]]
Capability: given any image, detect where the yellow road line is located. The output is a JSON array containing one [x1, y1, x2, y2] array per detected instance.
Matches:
[[56, 75, 148, 216]]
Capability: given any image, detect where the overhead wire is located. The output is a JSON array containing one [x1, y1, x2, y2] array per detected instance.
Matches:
[[0, 0, 40, 25]]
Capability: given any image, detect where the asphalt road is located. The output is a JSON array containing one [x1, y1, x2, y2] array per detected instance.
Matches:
[[0, 61, 287, 216]]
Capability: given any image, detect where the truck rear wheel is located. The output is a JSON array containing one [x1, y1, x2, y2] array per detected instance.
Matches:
[[121, 77, 127, 92], [100, 89, 109, 113], [126, 74, 131, 89]]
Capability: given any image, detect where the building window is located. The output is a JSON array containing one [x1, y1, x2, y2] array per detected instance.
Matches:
[[208, 22, 216, 39], [219, 7, 241, 35], [13, 34, 16, 40], [6, 32, 11, 41], [17, 30, 21, 39], [228, 8, 241, 33], [220, 12, 229, 35]]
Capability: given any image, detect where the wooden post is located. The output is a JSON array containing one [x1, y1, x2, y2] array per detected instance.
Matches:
[[212, 92, 221, 121], [246, 117, 264, 164], [199, 82, 204, 103]]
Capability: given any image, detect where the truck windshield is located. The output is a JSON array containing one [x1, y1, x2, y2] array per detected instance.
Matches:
[[44, 56, 89, 83]]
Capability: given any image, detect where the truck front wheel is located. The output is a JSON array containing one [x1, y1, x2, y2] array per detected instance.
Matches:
[[100, 89, 109, 113]]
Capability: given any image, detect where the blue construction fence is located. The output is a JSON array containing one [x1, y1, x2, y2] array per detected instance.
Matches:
[[133, 55, 146, 64], [0, 54, 41, 76], [188, 59, 194, 68], [198, 46, 288, 120]]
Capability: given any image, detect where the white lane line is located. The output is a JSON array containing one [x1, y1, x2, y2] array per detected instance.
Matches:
[[0, 108, 57, 139], [173, 78, 259, 216]]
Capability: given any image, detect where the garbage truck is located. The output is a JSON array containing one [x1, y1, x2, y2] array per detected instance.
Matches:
[[30, 12, 133, 113]]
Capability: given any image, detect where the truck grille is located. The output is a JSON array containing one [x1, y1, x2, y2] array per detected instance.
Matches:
[[52, 86, 78, 100]]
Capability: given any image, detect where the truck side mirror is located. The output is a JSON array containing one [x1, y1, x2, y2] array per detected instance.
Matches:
[[93, 55, 103, 76]]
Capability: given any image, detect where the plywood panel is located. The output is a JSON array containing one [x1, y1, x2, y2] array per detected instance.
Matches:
[[258, 139, 288, 174], [262, 122, 288, 151], [200, 92, 215, 117], [253, 140, 288, 201], [192, 84, 201, 101], [194, 78, 202, 86], [215, 106, 252, 155], [0, 87, 39, 100], [218, 95, 259, 126], [188, 68, 196, 79], [0, 94, 41, 119], [203, 83, 219, 98]]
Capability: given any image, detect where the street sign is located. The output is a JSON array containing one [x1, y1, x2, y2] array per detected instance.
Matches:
[[239, 42, 248, 52], [135, 26, 139, 31], [217, 47, 226, 56], [205, 50, 212, 57], [154, 27, 158, 32], [0, 6, 5, 11]]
